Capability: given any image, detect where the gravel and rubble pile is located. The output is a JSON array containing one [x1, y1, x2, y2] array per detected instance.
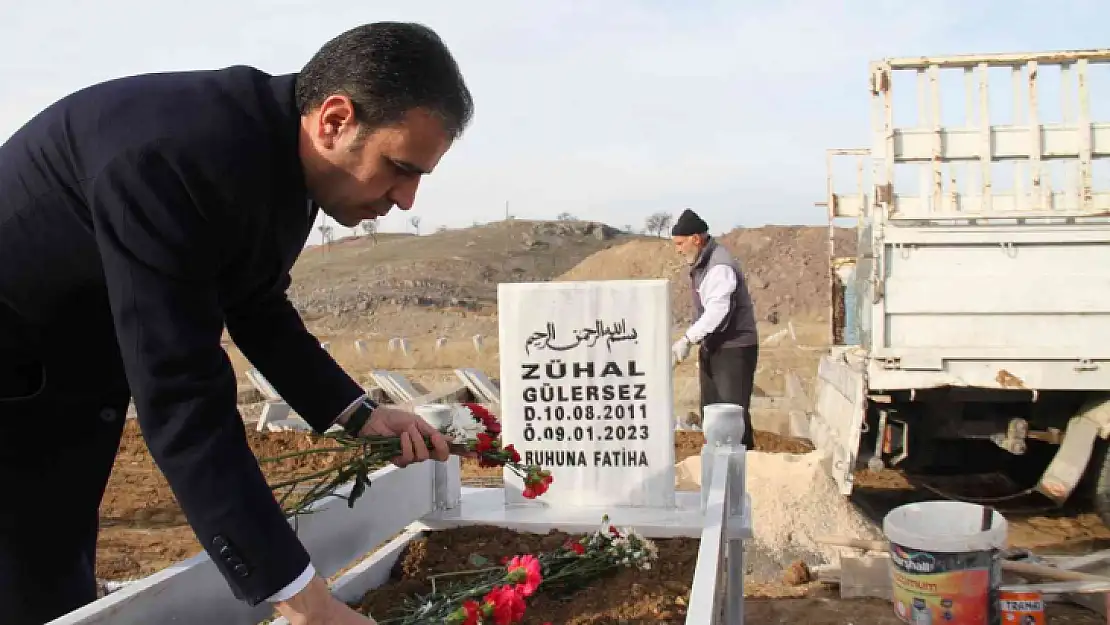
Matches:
[[291, 273, 482, 317], [677, 439, 882, 582], [745, 450, 881, 570]]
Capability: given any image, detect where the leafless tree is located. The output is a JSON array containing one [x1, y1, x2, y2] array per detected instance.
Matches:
[[359, 219, 378, 243], [409, 215, 422, 234], [644, 212, 673, 237], [317, 222, 334, 250]]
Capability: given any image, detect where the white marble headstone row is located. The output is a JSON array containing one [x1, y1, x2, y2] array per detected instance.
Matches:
[[347, 336, 486, 355]]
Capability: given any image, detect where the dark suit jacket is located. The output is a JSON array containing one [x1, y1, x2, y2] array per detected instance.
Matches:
[[0, 66, 366, 604]]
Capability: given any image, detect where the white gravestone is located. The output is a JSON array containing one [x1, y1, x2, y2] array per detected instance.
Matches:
[[498, 279, 676, 509]]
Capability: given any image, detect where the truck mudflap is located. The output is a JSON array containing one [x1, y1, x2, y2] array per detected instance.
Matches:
[[1037, 396, 1110, 503], [809, 349, 868, 495]]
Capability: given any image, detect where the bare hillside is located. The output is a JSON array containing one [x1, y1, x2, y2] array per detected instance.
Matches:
[[288, 219, 634, 335], [558, 225, 857, 324], [286, 221, 856, 337]]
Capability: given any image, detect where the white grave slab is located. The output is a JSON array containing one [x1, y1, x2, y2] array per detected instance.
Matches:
[[497, 279, 676, 509]]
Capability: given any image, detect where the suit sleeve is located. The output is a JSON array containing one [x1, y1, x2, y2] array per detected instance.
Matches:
[[223, 272, 366, 433], [88, 146, 312, 605]]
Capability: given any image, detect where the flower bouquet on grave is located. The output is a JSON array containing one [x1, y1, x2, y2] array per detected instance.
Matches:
[[372, 515, 659, 625], [262, 403, 553, 518]]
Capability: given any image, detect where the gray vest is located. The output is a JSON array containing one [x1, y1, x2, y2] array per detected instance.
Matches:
[[689, 237, 758, 350]]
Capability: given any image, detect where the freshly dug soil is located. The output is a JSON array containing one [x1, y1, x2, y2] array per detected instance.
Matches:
[[98, 420, 370, 580], [675, 429, 814, 457], [98, 423, 808, 581], [350, 524, 1105, 624], [354, 525, 699, 624]]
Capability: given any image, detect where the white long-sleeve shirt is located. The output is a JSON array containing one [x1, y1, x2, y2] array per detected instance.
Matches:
[[684, 264, 737, 344]]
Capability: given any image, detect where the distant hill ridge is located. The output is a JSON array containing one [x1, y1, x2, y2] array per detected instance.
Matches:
[[286, 219, 855, 335]]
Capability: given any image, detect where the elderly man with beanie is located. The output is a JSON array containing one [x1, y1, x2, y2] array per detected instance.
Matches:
[[670, 208, 759, 448]]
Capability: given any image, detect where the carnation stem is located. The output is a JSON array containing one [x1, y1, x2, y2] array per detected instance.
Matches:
[[427, 565, 503, 581], [256, 445, 351, 463], [266, 462, 360, 490]]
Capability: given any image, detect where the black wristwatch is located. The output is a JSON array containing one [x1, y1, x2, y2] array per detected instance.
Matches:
[[342, 397, 378, 437]]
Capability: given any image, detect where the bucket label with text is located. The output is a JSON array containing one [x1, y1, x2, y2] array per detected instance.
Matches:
[[889, 542, 1000, 625], [998, 588, 1044, 625]]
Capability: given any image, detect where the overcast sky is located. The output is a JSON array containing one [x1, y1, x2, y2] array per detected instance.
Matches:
[[2, 1, 1105, 244]]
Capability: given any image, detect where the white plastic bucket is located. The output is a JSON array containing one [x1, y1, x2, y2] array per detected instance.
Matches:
[[883, 501, 1008, 625]]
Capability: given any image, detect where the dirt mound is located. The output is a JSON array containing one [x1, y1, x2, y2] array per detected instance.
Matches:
[[97, 421, 365, 581], [355, 524, 698, 623], [558, 226, 857, 324]]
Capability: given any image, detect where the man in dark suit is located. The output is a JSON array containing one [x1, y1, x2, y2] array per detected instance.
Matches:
[[0, 22, 470, 625]]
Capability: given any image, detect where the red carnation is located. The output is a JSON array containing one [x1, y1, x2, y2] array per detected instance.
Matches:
[[482, 585, 526, 624], [447, 599, 482, 625], [505, 554, 542, 597], [564, 539, 585, 555], [522, 468, 553, 499], [461, 600, 481, 625], [464, 402, 502, 436]]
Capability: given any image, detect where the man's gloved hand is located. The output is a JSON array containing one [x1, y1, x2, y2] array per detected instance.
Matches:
[[671, 336, 692, 366]]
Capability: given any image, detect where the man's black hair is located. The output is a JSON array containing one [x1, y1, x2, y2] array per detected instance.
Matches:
[[296, 22, 474, 139]]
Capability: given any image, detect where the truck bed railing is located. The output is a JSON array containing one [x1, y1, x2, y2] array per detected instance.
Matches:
[[871, 48, 1110, 222]]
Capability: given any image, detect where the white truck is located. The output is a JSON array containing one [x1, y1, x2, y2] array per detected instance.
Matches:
[[810, 48, 1110, 523]]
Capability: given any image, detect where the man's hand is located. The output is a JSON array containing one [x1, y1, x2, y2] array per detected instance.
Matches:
[[275, 576, 378, 624], [358, 405, 452, 466], [671, 336, 692, 366]]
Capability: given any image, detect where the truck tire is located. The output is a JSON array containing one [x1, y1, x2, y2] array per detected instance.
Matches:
[[1078, 438, 1110, 526]]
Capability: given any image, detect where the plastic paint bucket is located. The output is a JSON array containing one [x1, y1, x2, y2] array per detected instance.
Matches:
[[997, 586, 1044, 625], [883, 501, 1008, 625]]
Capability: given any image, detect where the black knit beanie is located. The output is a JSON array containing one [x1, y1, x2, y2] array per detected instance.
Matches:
[[671, 209, 709, 236]]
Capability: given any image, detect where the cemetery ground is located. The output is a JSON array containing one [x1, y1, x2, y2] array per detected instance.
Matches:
[[96, 326, 1110, 622], [87, 223, 1110, 620]]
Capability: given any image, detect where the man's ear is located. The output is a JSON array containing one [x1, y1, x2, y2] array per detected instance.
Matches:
[[315, 95, 358, 148]]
